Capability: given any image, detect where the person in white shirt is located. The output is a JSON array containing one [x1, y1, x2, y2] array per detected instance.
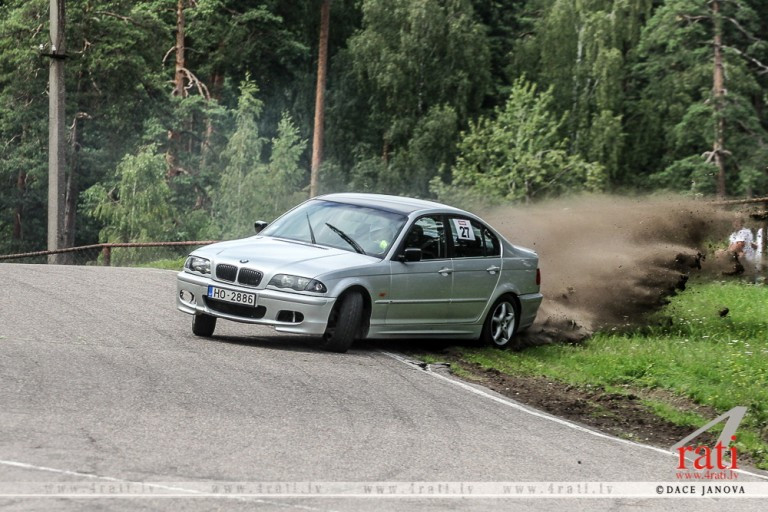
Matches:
[[729, 226, 756, 262], [727, 218, 759, 278]]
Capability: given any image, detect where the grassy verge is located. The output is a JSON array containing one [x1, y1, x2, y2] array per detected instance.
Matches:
[[135, 256, 186, 271], [421, 280, 768, 469]]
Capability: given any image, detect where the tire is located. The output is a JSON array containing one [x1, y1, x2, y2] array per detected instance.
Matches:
[[320, 291, 363, 353], [192, 313, 216, 337], [481, 295, 519, 349]]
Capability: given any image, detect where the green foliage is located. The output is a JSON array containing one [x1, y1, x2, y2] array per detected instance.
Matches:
[[187, 0, 302, 82], [83, 145, 176, 243], [517, 0, 653, 185], [2, 0, 768, 255], [269, 112, 307, 203], [470, 0, 529, 103], [0, 0, 179, 252], [330, 0, 490, 196], [356, 104, 460, 195], [445, 78, 606, 202], [631, 0, 768, 195], [0, 0, 51, 251], [136, 256, 187, 271], [649, 156, 718, 196], [213, 77, 307, 239]]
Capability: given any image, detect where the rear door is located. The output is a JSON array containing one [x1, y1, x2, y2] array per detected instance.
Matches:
[[447, 217, 502, 324]]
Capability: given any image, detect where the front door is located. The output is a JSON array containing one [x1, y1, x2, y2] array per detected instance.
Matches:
[[386, 215, 452, 327]]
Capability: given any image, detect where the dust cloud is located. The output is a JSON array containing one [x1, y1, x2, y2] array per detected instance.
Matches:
[[480, 195, 735, 346]]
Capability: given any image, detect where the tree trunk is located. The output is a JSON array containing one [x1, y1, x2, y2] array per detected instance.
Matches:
[[167, 0, 186, 178], [13, 170, 25, 242], [63, 171, 76, 251], [173, 0, 186, 98], [62, 111, 86, 263], [712, 0, 727, 199], [201, 71, 223, 169], [310, 0, 330, 198], [62, 69, 87, 262]]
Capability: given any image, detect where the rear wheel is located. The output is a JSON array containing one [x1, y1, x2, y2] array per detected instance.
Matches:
[[319, 291, 363, 353], [192, 313, 216, 337], [481, 296, 519, 348]]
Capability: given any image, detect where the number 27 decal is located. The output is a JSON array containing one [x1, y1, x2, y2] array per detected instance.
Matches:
[[452, 219, 476, 241]]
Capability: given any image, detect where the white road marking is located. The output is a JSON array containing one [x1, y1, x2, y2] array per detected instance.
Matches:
[[0, 459, 335, 511], [379, 350, 768, 482]]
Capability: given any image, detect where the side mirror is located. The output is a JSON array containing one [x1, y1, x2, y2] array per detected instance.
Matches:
[[254, 220, 268, 234], [400, 248, 422, 262]]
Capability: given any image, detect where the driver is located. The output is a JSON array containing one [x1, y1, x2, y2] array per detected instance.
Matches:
[[365, 223, 394, 255]]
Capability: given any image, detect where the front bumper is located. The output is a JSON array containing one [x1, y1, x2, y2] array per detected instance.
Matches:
[[176, 271, 336, 336]]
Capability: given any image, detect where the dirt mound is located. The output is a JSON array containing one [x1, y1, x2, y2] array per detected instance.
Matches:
[[480, 195, 734, 345]]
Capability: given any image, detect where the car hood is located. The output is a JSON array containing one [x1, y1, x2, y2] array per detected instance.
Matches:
[[192, 236, 380, 278]]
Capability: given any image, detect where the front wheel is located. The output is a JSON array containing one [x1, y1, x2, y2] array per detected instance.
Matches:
[[481, 296, 519, 348], [319, 291, 363, 353], [192, 313, 216, 337]]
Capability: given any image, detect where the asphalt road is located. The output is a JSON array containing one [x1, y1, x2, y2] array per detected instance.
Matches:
[[1, 264, 766, 511]]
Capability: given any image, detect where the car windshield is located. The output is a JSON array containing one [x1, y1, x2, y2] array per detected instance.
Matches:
[[261, 199, 408, 258]]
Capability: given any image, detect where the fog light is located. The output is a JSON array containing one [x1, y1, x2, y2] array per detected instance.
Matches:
[[180, 290, 196, 305], [277, 310, 304, 323]]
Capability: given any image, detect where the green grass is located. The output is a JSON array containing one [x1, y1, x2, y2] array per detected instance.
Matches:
[[445, 281, 768, 468], [135, 256, 186, 271]]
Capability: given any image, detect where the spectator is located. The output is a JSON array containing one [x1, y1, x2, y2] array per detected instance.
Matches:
[[727, 217, 758, 277], [728, 224, 756, 260]]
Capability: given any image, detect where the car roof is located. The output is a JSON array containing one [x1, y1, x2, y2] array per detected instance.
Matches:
[[316, 193, 466, 216]]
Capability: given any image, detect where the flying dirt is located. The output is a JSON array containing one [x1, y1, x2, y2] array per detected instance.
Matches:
[[480, 195, 736, 346]]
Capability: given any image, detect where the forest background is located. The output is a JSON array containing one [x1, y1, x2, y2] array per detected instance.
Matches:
[[2, 0, 768, 254]]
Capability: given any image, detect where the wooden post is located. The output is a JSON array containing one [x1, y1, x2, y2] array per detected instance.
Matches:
[[102, 246, 111, 266]]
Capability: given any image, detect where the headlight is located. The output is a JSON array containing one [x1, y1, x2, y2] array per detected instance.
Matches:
[[185, 256, 211, 275], [268, 274, 327, 293], [304, 279, 328, 293]]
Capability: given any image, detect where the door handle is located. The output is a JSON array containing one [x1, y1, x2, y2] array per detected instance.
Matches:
[[438, 267, 452, 276], [486, 265, 500, 274]]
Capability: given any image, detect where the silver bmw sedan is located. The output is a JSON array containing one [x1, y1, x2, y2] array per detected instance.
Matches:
[[177, 193, 542, 352]]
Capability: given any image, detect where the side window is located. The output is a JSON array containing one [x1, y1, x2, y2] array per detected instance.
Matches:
[[482, 226, 501, 257], [450, 218, 500, 258], [403, 216, 446, 260]]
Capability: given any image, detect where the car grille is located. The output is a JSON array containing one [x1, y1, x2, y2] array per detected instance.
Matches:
[[204, 297, 266, 319], [214, 263, 263, 287], [237, 268, 263, 287], [215, 264, 237, 282]]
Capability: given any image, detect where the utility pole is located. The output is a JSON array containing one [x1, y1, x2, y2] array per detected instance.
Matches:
[[48, 0, 66, 263], [310, 0, 330, 198]]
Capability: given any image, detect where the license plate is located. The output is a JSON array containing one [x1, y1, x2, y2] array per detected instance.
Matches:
[[208, 286, 257, 306]]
